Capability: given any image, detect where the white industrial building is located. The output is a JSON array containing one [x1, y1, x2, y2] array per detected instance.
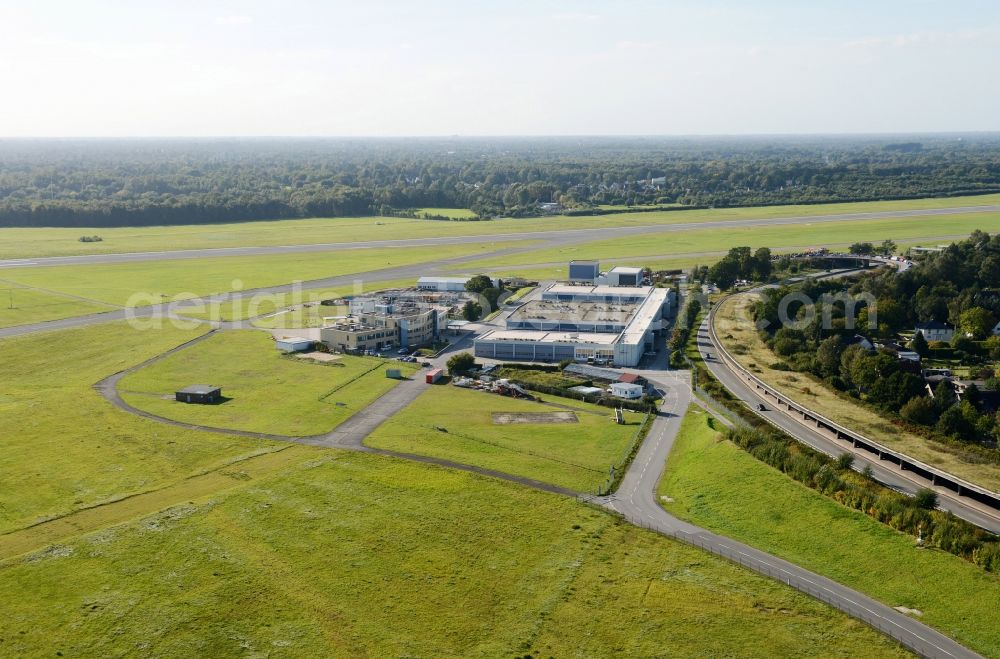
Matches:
[[474, 281, 674, 368], [416, 276, 470, 292]]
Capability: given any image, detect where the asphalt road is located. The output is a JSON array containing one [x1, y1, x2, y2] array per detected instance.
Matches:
[[698, 315, 1000, 535], [2, 203, 998, 269], [85, 324, 982, 657], [591, 370, 981, 659]]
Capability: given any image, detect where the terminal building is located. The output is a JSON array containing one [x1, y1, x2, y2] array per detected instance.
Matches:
[[474, 263, 675, 367]]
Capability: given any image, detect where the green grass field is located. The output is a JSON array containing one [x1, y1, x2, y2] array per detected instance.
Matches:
[[659, 407, 1000, 657], [0, 449, 909, 657], [3, 192, 999, 259], [366, 385, 642, 492], [119, 330, 417, 436], [0, 241, 521, 310], [0, 322, 269, 536], [0, 284, 113, 328], [454, 211, 1000, 272]]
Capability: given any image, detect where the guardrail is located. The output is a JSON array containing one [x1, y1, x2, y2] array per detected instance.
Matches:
[[707, 295, 1000, 514]]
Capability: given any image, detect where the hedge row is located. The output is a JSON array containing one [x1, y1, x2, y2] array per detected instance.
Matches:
[[727, 424, 999, 571]]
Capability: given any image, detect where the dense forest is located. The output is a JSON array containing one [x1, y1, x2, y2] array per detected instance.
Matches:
[[2, 135, 1000, 227]]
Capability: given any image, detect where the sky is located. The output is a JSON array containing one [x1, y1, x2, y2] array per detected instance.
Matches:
[[0, 0, 998, 137]]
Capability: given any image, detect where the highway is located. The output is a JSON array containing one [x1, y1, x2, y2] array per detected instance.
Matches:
[[2, 202, 998, 269], [699, 312, 1000, 535]]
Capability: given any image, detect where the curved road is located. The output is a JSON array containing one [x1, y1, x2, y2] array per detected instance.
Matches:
[[590, 372, 980, 658], [86, 329, 981, 658]]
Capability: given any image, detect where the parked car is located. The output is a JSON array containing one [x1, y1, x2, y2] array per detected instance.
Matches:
[[756, 403, 767, 412]]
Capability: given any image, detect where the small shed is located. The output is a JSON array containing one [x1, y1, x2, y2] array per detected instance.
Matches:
[[609, 382, 644, 400], [176, 385, 222, 404], [276, 337, 314, 353], [386, 368, 402, 379]]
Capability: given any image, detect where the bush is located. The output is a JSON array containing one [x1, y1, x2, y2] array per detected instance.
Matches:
[[900, 395, 938, 426], [973, 542, 1000, 572], [836, 453, 854, 471], [446, 352, 476, 375], [913, 488, 939, 510]]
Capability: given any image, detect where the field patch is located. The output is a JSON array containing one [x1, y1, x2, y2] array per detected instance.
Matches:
[[0, 241, 523, 310], [492, 411, 578, 424], [660, 406, 1000, 657], [367, 386, 640, 491], [3, 192, 1000, 259], [118, 330, 418, 436], [0, 322, 266, 535], [0, 452, 909, 657], [0, 285, 112, 328]]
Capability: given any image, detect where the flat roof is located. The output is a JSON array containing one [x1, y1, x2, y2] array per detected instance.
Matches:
[[620, 287, 668, 344], [177, 385, 220, 395], [546, 283, 652, 297], [569, 259, 599, 265], [510, 299, 637, 325], [477, 329, 618, 345], [276, 336, 312, 343], [608, 266, 643, 274], [417, 276, 470, 284]]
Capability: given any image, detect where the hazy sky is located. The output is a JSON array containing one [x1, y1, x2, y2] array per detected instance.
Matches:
[[1, 0, 998, 136]]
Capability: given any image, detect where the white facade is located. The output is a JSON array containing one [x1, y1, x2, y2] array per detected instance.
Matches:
[[915, 322, 955, 343], [416, 276, 469, 292], [610, 382, 644, 399], [474, 285, 672, 368]]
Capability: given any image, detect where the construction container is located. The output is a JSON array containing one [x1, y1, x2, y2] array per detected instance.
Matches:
[[426, 368, 444, 384]]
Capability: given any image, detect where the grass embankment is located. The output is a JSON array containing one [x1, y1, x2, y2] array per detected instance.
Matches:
[[366, 386, 643, 492], [4, 192, 999, 259], [0, 284, 113, 328], [0, 450, 909, 657], [0, 241, 525, 311], [660, 407, 1000, 657], [119, 331, 417, 436], [0, 323, 270, 535], [715, 293, 1000, 493], [503, 285, 536, 304]]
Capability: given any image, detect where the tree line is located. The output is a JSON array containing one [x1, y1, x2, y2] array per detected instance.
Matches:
[[3, 135, 1000, 227], [752, 231, 1000, 450]]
